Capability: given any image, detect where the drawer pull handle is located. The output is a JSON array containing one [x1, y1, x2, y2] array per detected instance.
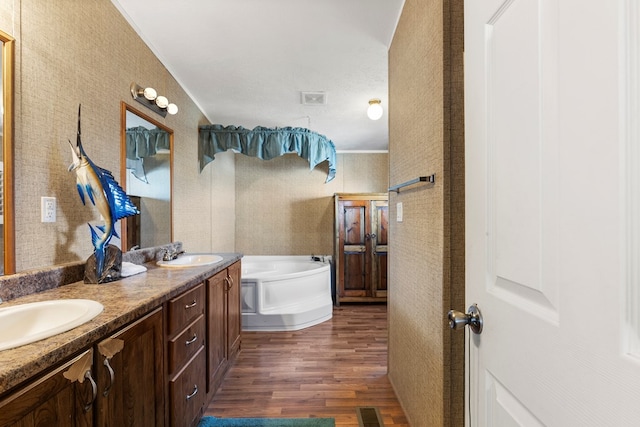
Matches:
[[185, 300, 197, 309], [185, 334, 198, 346], [83, 369, 97, 412], [186, 384, 198, 400]]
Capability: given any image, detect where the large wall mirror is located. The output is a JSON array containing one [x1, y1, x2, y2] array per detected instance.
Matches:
[[0, 29, 15, 275], [120, 103, 173, 251]]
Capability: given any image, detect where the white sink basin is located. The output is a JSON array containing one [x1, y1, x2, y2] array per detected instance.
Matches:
[[157, 253, 223, 268], [0, 299, 104, 351]]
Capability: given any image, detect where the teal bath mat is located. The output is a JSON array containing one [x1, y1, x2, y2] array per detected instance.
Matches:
[[197, 417, 335, 427]]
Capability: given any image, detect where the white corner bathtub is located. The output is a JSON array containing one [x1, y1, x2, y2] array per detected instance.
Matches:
[[241, 255, 333, 331]]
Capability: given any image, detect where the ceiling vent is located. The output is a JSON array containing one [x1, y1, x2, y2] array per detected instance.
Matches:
[[301, 91, 327, 106]]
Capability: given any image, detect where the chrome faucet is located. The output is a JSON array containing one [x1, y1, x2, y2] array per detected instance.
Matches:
[[163, 248, 185, 261]]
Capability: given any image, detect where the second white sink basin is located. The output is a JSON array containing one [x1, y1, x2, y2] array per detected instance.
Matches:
[[0, 299, 104, 351], [157, 253, 223, 268]]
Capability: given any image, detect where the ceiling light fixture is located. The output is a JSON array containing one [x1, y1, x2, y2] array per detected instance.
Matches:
[[367, 99, 383, 120], [130, 82, 178, 117]]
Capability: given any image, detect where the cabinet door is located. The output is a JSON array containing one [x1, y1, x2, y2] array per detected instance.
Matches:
[[0, 350, 95, 427], [371, 200, 388, 298], [336, 195, 389, 303], [95, 308, 164, 427], [226, 262, 241, 361], [207, 270, 227, 395], [337, 199, 369, 298]]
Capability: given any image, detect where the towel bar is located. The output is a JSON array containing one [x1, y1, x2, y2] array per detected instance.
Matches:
[[388, 174, 436, 193]]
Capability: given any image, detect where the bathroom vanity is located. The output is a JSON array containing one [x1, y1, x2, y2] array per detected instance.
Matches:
[[0, 250, 242, 427]]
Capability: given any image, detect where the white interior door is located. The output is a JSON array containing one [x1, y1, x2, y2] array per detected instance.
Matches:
[[464, 0, 640, 425]]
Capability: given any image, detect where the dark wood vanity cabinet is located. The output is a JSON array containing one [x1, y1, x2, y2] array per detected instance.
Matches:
[[0, 259, 242, 427], [0, 350, 94, 427], [206, 261, 241, 399]]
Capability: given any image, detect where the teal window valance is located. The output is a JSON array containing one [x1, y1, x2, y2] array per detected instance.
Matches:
[[198, 125, 337, 183], [126, 126, 171, 182]]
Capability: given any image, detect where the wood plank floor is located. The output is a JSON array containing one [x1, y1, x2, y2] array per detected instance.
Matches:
[[205, 304, 409, 426]]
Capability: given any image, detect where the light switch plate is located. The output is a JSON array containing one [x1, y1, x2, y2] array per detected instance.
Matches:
[[396, 202, 403, 222]]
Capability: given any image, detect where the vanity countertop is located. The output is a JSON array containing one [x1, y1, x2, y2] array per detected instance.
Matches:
[[0, 252, 242, 396]]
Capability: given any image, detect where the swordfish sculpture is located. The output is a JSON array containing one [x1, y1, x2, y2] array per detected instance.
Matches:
[[68, 105, 139, 283]]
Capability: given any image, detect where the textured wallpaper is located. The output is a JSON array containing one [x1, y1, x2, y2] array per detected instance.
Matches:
[[1, 0, 232, 272], [235, 152, 389, 256], [388, 0, 465, 425]]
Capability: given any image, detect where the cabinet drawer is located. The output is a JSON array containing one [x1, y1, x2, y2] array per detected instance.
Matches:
[[168, 283, 205, 336], [168, 314, 205, 374], [170, 347, 206, 427]]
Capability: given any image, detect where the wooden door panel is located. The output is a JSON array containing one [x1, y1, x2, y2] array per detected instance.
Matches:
[[226, 262, 242, 360], [338, 200, 369, 298], [0, 351, 93, 427], [343, 252, 367, 294], [372, 201, 388, 297], [373, 202, 388, 245], [375, 252, 387, 294], [96, 308, 164, 427], [207, 271, 227, 394], [342, 204, 367, 245]]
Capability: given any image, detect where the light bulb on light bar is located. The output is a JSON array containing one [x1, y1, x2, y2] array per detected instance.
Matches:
[[142, 87, 157, 101], [155, 96, 169, 109], [367, 99, 383, 120], [167, 103, 179, 115]]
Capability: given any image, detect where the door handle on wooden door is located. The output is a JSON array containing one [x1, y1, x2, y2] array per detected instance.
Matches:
[[447, 304, 483, 334]]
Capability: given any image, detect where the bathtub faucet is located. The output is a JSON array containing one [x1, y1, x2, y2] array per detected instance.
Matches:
[[163, 248, 185, 261], [311, 255, 326, 263]]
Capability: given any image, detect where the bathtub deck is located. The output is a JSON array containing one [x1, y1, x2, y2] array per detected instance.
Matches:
[[205, 303, 409, 427]]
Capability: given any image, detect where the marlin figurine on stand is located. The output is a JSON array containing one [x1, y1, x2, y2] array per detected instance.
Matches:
[[68, 105, 139, 283]]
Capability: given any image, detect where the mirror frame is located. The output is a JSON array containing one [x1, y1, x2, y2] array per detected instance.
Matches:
[[119, 102, 173, 252], [1, 29, 15, 274]]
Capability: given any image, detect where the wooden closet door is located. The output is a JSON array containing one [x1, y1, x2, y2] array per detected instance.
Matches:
[[337, 199, 369, 299], [371, 200, 388, 298]]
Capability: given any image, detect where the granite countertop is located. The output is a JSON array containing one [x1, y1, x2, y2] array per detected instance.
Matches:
[[0, 252, 242, 396]]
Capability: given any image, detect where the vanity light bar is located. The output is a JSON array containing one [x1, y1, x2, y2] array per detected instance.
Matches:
[[130, 82, 178, 117]]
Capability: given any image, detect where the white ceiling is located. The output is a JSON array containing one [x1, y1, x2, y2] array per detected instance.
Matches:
[[111, 0, 404, 152]]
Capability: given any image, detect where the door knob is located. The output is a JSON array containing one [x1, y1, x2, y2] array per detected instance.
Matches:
[[447, 304, 483, 334]]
